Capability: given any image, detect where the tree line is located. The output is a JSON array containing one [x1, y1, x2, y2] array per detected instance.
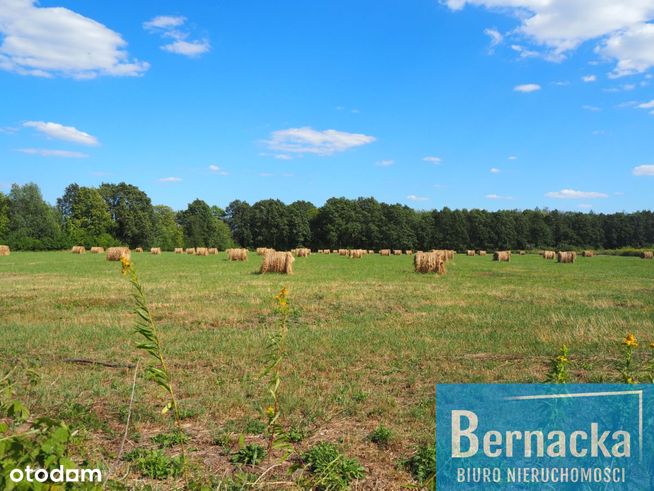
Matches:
[[1, 182, 653, 252]]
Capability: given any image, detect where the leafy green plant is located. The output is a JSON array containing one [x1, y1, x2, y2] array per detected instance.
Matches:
[[299, 442, 365, 490], [403, 444, 435, 488], [230, 444, 266, 466], [546, 345, 570, 383], [119, 257, 186, 465], [368, 424, 393, 447], [1, 370, 94, 490], [243, 419, 266, 435], [123, 448, 184, 480], [151, 430, 189, 448], [286, 425, 306, 443]]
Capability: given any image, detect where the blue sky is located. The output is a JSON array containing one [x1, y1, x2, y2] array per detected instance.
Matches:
[[1, 0, 653, 212]]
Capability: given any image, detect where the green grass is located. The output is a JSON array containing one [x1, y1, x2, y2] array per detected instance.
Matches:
[[1, 251, 653, 487]]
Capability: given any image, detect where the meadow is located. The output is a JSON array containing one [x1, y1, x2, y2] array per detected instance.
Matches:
[[1, 251, 654, 489]]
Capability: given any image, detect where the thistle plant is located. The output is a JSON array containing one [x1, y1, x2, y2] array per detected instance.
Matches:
[[262, 287, 293, 461], [120, 257, 186, 464]]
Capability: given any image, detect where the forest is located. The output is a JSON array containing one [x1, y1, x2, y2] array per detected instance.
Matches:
[[1, 182, 652, 251]]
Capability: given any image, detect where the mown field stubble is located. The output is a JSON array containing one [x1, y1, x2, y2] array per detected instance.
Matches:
[[1, 251, 653, 487]]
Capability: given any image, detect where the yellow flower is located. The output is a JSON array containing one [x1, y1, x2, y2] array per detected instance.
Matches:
[[274, 287, 289, 307], [626, 377, 635, 385], [623, 333, 638, 348], [650, 342, 654, 349], [120, 256, 132, 275], [265, 406, 275, 418]]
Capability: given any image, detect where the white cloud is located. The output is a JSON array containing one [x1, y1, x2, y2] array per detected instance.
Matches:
[[582, 74, 597, 82], [159, 177, 182, 182], [423, 156, 442, 164], [511, 44, 539, 58], [545, 189, 608, 199], [446, 1, 654, 76], [484, 27, 503, 51], [489, 167, 501, 173], [598, 23, 654, 77], [485, 194, 513, 200], [259, 172, 274, 177], [508, 155, 518, 160], [265, 127, 375, 156], [514, 83, 541, 93], [637, 99, 654, 109], [0, 0, 148, 78], [17, 148, 88, 158], [143, 14, 210, 58], [23, 121, 98, 145], [582, 105, 601, 112], [406, 194, 429, 202], [578, 204, 593, 209], [633, 164, 654, 176], [376, 159, 395, 167], [208, 164, 228, 175], [143, 16, 186, 31], [162, 40, 210, 57], [274, 154, 292, 160]]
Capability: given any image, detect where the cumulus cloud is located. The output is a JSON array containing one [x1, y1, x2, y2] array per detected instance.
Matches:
[[582, 74, 597, 82], [514, 83, 541, 93], [376, 159, 395, 167], [17, 148, 89, 158], [545, 189, 608, 199], [485, 194, 513, 200], [406, 194, 429, 202], [23, 121, 98, 145], [508, 155, 518, 160], [633, 164, 654, 176], [143, 14, 210, 57], [489, 167, 501, 173], [637, 99, 654, 109], [265, 127, 375, 157], [0, 0, 148, 78], [423, 156, 442, 164], [159, 177, 182, 182], [445, 1, 654, 76]]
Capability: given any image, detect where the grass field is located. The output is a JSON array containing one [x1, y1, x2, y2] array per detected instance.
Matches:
[[1, 251, 654, 489]]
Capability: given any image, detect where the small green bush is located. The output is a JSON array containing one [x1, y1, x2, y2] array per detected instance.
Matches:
[[368, 424, 393, 447], [403, 444, 435, 487], [151, 429, 189, 448], [301, 442, 365, 490], [230, 444, 266, 466], [123, 449, 184, 479]]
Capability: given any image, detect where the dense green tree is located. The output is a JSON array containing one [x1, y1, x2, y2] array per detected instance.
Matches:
[[177, 199, 232, 249], [153, 205, 184, 250], [249, 199, 289, 249], [0, 192, 9, 241], [99, 183, 155, 248], [5, 183, 65, 250], [58, 184, 114, 247], [224, 200, 253, 248], [287, 200, 317, 247]]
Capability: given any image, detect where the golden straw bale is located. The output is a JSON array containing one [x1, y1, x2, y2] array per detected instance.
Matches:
[[519, 250, 526, 255], [582, 250, 595, 257], [196, 247, 209, 256], [174, 248, 184, 254], [466, 250, 475, 256], [186, 248, 196, 255], [90, 246, 104, 254], [0, 245, 10, 256], [405, 250, 413, 255], [348, 249, 365, 259], [293, 248, 310, 257], [208, 248, 218, 255], [493, 251, 511, 262], [106, 247, 130, 261], [380, 249, 391, 256], [134, 247, 143, 253], [557, 251, 577, 263], [478, 250, 487, 256], [71, 246, 86, 254], [392, 249, 401, 255], [641, 251, 653, 259], [150, 247, 161, 255], [259, 251, 295, 274], [228, 248, 248, 261], [414, 251, 446, 275], [543, 250, 556, 260]]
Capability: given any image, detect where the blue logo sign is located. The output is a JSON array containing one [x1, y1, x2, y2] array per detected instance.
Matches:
[[436, 384, 654, 489]]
